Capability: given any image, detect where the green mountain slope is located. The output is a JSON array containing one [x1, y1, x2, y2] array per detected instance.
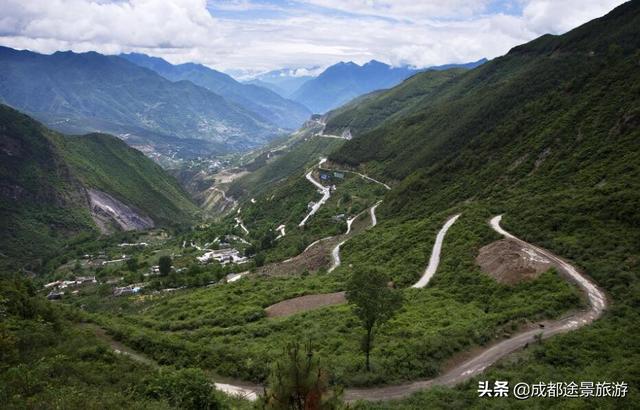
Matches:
[[320, 1, 640, 406], [0, 105, 198, 273], [228, 131, 344, 199], [56, 133, 199, 226], [323, 67, 466, 137]]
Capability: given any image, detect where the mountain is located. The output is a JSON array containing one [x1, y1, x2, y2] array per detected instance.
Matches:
[[120, 53, 311, 129], [0, 47, 279, 158], [317, 2, 639, 404], [243, 78, 289, 97], [291, 59, 486, 114], [323, 67, 467, 137], [0, 104, 199, 272], [248, 68, 317, 98]]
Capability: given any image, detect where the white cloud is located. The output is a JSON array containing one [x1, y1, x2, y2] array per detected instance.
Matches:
[[522, 0, 627, 34], [297, 0, 492, 20], [0, 0, 629, 74]]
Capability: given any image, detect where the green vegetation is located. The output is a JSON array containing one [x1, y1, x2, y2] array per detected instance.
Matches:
[[56, 132, 199, 226], [322, 2, 640, 407], [236, 169, 385, 264], [260, 342, 344, 409], [159, 256, 173, 276], [324, 68, 465, 137], [0, 104, 198, 274], [229, 132, 344, 199], [0, 277, 228, 409], [2, 2, 639, 408], [0, 46, 279, 152], [346, 269, 403, 371], [68, 209, 580, 388]]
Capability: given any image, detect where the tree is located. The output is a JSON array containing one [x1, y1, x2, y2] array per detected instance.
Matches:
[[126, 257, 138, 272], [346, 269, 402, 371], [254, 253, 266, 267], [158, 256, 172, 276], [260, 341, 343, 410]]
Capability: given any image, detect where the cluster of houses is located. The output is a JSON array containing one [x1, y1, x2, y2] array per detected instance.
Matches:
[[113, 283, 144, 297], [197, 248, 248, 265], [45, 276, 97, 300]]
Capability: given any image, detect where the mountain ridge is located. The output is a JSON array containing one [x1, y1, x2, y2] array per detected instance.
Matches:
[[291, 58, 486, 114], [0, 46, 280, 157], [120, 52, 312, 129], [0, 104, 198, 273]]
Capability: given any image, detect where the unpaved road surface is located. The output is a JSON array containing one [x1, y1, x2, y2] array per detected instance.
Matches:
[[344, 214, 606, 401], [88, 214, 606, 403], [329, 202, 380, 272], [411, 214, 460, 288], [299, 159, 331, 226], [85, 323, 261, 400]]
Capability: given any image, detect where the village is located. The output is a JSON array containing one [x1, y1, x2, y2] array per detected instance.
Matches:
[[43, 232, 254, 301]]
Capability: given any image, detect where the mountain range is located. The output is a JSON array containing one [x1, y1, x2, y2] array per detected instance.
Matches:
[[290, 58, 486, 114], [119, 53, 311, 130], [1, 1, 639, 408], [0, 47, 282, 158], [244, 67, 320, 98]]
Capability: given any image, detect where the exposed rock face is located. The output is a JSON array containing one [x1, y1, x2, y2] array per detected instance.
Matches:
[[476, 239, 553, 285], [87, 189, 154, 233]]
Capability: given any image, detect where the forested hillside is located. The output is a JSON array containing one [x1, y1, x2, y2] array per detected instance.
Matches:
[[323, 68, 466, 137], [322, 1, 640, 406], [0, 105, 198, 274]]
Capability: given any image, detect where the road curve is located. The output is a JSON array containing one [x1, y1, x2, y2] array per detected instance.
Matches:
[[299, 159, 331, 227], [95, 214, 607, 403], [329, 202, 381, 273], [411, 214, 461, 288], [344, 214, 607, 401]]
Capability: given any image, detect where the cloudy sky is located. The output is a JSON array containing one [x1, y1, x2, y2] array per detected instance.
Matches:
[[0, 0, 627, 78]]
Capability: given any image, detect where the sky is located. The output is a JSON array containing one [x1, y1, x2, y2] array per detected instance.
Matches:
[[0, 0, 628, 78]]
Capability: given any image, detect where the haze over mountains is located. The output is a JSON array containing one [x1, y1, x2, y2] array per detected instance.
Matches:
[[0, 46, 282, 158], [119, 53, 311, 130], [244, 68, 320, 98], [289, 58, 487, 114], [1, 1, 639, 408], [0, 45, 485, 160]]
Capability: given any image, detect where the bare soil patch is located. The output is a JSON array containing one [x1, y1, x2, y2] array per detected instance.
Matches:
[[265, 291, 346, 317], [476, 239, 553, 285]]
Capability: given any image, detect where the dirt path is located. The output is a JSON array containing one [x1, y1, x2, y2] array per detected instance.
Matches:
[[343, 214, 606, 401], [411, 214, 460, 288], [329, 202, 380, 272], [85, 214, 606, 403], [84, 323, 261, 401], [299, 158, 331, 227], [234, 217, 249, 235]]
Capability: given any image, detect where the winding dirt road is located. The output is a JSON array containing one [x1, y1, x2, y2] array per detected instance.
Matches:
[[329, 201, 381, 273], [411, 214, 460, 288], [344, 215, 606, 401], [94, 210, 606, 403], [299, 159, 331, 227]]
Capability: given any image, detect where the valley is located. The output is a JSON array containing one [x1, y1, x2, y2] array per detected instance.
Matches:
[[1, 2, 639, 409]]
